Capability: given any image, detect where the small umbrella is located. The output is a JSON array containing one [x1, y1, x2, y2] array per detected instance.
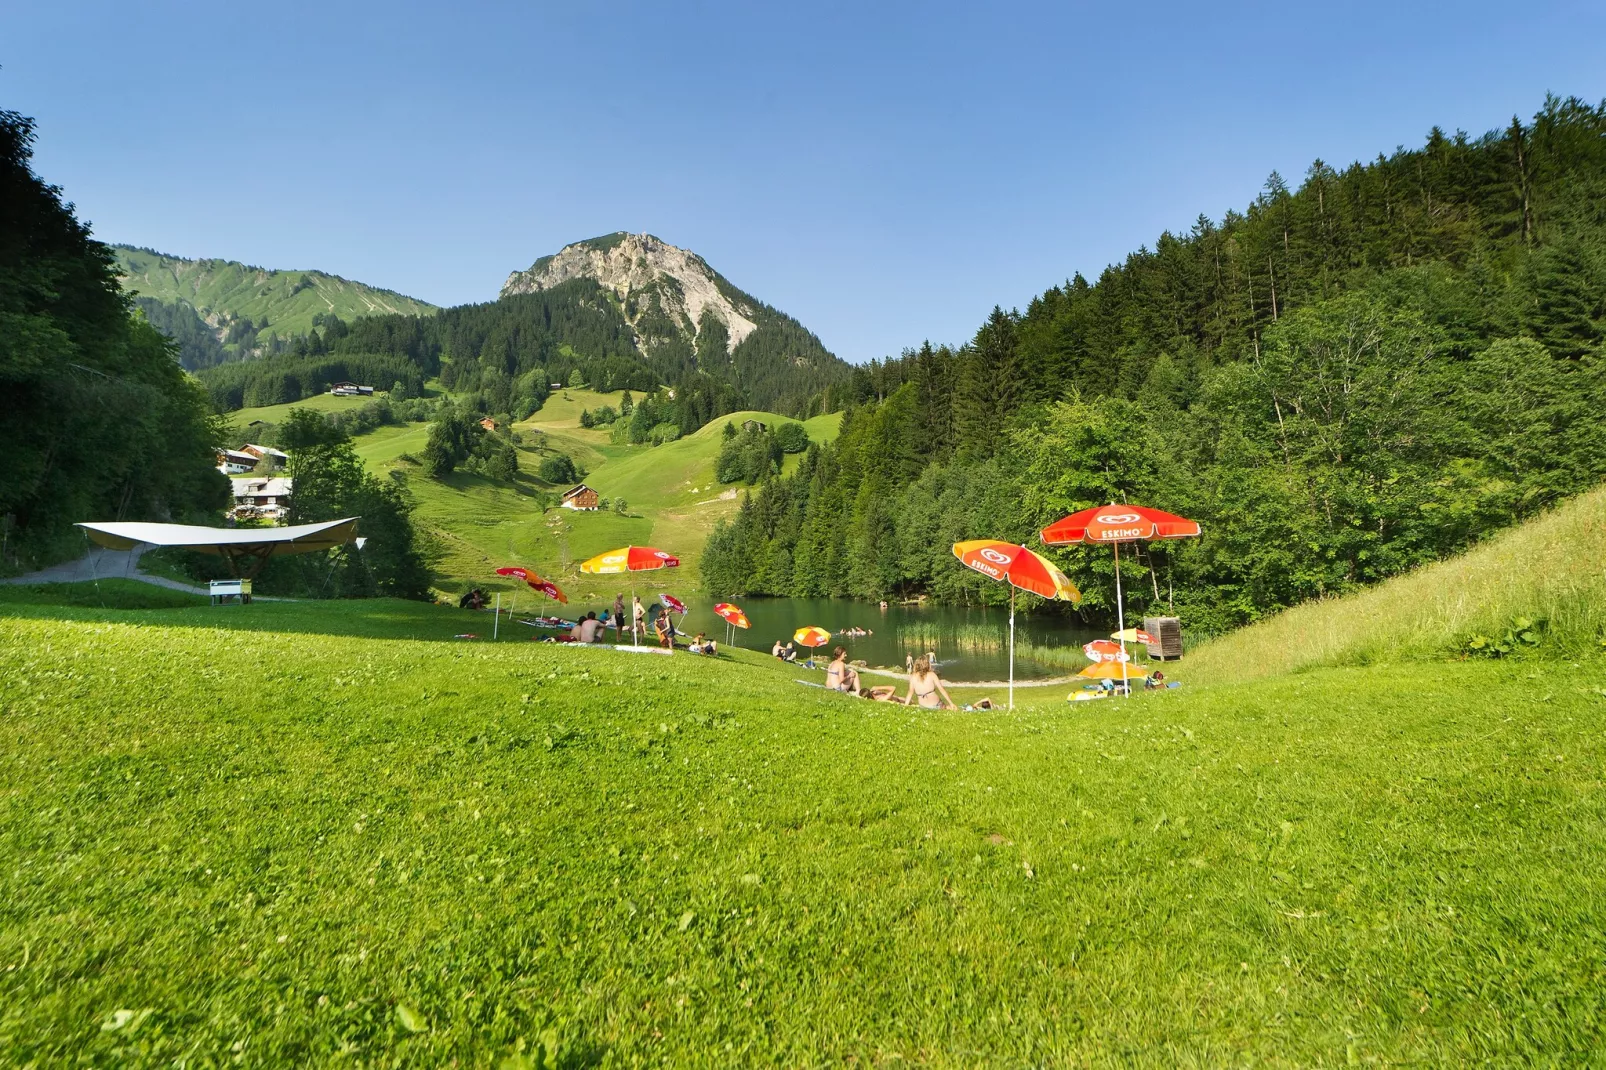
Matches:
[[714, 602, 750, 645], [794, 626, 831, 648], [1078, 661, 1147, 681], [579, 545, 680, 645], [660, 594, 688, 616], [1113, 627, 1158, 645], [1083, 639, 1129, 663], [953, 539, 1081, 709], [495, 566, 568, 604], [713, 602, 749, 628], [1041, 505, 1200, 698]]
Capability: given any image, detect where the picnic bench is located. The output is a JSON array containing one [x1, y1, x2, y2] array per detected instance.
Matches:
[[210, 579, 252, 605]]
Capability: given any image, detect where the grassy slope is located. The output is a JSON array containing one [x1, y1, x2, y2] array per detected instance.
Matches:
[[1182, 483, 1606, 684], [559, 410, 843, 589], [1, 584, 1603, 1063], [114, 246, 436, 343], [225, 391, 399, 431], [327, 393, 843, 600]]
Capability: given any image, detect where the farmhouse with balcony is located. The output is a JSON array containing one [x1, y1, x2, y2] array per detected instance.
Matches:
[[230, 476, 293, 522], [560, 484, 600, 511]]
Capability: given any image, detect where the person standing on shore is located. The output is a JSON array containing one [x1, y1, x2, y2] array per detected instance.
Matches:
[[613, 593, 626, 636], [632, 595, 646, 645]]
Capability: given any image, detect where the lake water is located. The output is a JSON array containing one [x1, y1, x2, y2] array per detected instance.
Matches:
[[648, 596, 1108, 682]]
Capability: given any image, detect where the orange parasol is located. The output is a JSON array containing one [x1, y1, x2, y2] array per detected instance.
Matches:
[[1079, 661, 1147, 681], [952, 539, 1081, 709], [714, 603, 750, 629], [495, 566, 568, 604], [794, 626, 831, 648], [953, 540, 1080, 600]]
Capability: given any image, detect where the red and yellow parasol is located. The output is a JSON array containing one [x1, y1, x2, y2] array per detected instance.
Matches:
[[580, 546, 680, 644], [794, 626, 832, 648], [953, 540, 1080, 600], [952, 539, 1081, 709], [714, 602, 750, 629], [579, 546, 681, 574], [1041, 504, 1200, 698], [1082, 638, 1129, 663], [1041, 506, 1200, 545], [494, 566, 568, 604]]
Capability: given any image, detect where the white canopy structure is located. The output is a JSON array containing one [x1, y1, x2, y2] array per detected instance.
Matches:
[[77, 518, 360, 578]]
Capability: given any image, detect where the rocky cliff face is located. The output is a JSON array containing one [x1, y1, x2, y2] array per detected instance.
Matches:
[[501, 233, 759, 353]]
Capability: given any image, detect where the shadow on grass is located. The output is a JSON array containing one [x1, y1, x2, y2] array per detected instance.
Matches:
[[0, 580, 540, 645]]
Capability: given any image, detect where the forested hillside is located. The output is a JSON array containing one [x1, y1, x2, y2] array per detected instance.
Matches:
[[114, 245, 438, 369], [194, 236, 852, 434], [703, 95, 1606, 635], [0, 113, 229, 571]]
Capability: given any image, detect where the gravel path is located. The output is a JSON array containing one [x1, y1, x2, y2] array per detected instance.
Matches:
[[3, 544, 224, 596]]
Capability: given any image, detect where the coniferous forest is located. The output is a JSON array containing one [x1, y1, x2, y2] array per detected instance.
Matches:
[[701, 96, 1606, 634], [0, 109, 229, 569], [197, 278, 851, 434]]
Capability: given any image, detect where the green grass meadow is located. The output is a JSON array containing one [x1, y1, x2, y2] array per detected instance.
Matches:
[[2, 578, 1604, 1064], [323, 395, 844, 600], [1179, 483, 1606, 684], [212, 389, 844, 601]]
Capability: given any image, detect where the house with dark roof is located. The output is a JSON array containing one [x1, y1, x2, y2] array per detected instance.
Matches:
[[560, 484, 601, 511]]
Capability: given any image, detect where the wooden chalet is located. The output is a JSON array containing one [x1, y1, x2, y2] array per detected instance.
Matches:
[[560, 484, 601, 511]]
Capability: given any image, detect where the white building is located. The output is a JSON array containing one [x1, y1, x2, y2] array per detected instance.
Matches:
[[230, 476, 293, 522], [241, 443, 289, 470], [216, 449, 258, 475]]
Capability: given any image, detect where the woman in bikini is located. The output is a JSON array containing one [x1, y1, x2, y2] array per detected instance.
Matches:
[[903, 654, 956, 710], [825, 647, 861, 696]]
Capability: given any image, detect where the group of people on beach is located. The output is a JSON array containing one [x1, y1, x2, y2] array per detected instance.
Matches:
[[823, 647, 958, 709], [554, 595, 715, 655]]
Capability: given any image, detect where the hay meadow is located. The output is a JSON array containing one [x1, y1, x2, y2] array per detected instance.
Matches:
[[3, 552, 1604, 1064]]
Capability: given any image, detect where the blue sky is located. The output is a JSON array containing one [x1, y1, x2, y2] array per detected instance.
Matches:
[[7, 1, 1605, 362]]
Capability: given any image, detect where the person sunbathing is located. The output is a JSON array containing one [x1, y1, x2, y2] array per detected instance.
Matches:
[[825, 647, 861, 695], [689, 633, 717, 655]]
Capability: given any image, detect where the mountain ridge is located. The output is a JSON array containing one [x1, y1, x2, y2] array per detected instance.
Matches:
[[186, 232, 852, 421], [113, 244, 438, 368]]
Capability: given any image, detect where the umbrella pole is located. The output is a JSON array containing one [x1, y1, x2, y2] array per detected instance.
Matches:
[[493, 592, 500, 641], [1009, 585, 1016, 711], [1114, 541, 1127, 698]]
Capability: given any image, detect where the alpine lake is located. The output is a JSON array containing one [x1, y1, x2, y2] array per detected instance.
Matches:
[[530, 595, 1120, 683]]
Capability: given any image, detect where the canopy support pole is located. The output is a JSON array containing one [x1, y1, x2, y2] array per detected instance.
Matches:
[[493, 592, 500, 640], [1114, 540, 1127, 698], [1008, 585, 1016, 711]]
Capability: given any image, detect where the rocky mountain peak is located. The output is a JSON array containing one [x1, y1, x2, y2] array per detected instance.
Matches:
[[501, 232, 759, 352]]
